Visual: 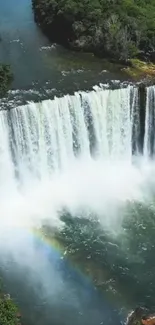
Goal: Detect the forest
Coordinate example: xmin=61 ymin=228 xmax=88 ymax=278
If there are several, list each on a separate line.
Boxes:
xmin=32 ymin=0 xmax=155 ymax=62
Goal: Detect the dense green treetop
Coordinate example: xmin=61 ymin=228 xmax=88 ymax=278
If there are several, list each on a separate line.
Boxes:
xmin=0 ymin=293 xmax=20 ymax=325
xmin=32 ymin=0 xmax=155 ymax=61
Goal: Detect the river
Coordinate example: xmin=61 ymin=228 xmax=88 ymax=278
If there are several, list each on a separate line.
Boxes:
xmin=0 ymin=1 xmax=155 ymax=325
xmin=0 ymin=0 xmax=129 ymax=102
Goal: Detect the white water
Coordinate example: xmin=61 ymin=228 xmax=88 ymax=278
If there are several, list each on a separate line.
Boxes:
xmin=0 ymin=85 xmax=155 ymax=236
xmin=144 ymin=86 xmax=155 ymax=157
xmin=1 ymin=86 xmax=137 ymax=178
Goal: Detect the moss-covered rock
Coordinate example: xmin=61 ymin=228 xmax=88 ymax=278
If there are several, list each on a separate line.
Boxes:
xmin=123 ymin=59 xmax=155 ymax=81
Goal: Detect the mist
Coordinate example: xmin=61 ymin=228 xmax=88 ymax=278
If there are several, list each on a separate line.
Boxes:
xmin=0 ymin=156 xmax=154 ymax=232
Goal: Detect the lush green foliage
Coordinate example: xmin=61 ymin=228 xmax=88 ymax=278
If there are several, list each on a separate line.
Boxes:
xmin=32 ymin=0 xmax=155 ymax=61
xmin=0 ymin=294 xmax=20 ymax=325
xmin=0 ymin=64 xmax=13 ymax=97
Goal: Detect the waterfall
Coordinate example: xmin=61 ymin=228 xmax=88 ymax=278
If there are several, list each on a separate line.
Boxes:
xmin=0 ymin=85 xmax=141 ymax=185
xmin=144 ymin=86 xmax=155 ymax=158
xmin=0 ymin=83 xmax=155 ymax=231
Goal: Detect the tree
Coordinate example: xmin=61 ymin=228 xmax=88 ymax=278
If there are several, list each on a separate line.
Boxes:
xmin=0 ymin=64 xmax=13 ymax=97
xmin=32 ymin=0 xmax=155 ymax=62
xmin=0 ymin=294 xmax=21 ymax=325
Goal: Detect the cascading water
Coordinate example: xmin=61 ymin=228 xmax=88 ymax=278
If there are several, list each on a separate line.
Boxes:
xmin=1 ymin=84 xmax=155 ymax=320
xmin=0 ymin=84 xmax=155 ymax=232
xmin=144 ymin=86 xmax=155 ymax=158
xmin=0 ymin=85 xmax=139 ymax=183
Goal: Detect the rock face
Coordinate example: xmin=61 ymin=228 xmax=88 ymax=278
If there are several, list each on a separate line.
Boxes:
xmin=126 ymin=307 xmax=155 ymax=325
xmin=126 ymin=307 xmax=148 ymax=325
xmin=32 ymin=0 xmax=155 ymax=63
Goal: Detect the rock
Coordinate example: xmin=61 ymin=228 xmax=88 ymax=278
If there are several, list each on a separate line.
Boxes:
xmin=125 ymin=307 xmax=155 ymax=325
xmin=126 ymin=307 xmax=149 ymax=325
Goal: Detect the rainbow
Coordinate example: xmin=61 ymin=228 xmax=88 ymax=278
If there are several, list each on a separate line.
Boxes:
xmin=31 ymin=227 xmax=129 ymax=320
xmin=32 ymin=228 xmax=125 ymax=325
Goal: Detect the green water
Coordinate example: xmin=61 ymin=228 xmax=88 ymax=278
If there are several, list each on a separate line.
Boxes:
xmin=1 ymin=188 xmax=155 ymax=324
xmin=53 ymin=202 xmax=155 ymax=310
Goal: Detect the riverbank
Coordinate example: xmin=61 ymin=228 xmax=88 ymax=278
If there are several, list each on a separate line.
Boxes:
xmin=32 ymin=0 xmax=155 ymax=65
xmin=123 ymin=59 xmax=155 ymax=83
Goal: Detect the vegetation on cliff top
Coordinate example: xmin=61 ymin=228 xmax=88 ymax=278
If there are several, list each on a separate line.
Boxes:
xmin=32 ymin=0 xmax=155 ymax=62
xmin=0 ymin=64 xmax=13 ymax=97
xmin=123 ymin=59 xmax=155 ymax=81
